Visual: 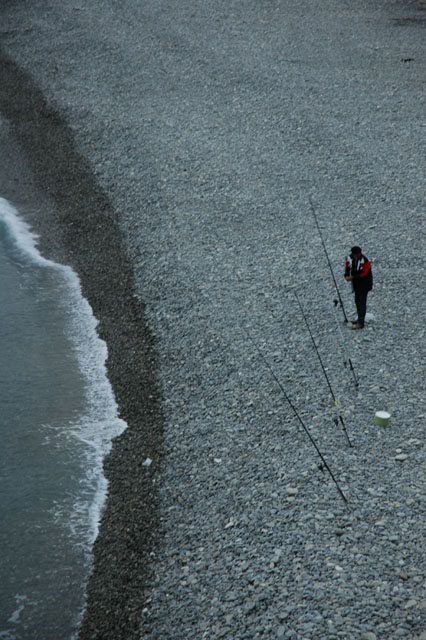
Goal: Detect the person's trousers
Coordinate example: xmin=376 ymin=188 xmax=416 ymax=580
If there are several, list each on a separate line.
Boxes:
xmin=354 ymin=288 xmax=369 ymax=326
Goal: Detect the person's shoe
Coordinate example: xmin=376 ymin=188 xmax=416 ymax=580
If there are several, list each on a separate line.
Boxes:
xmin=351 ymin=322 xmax=364 ymax=330
xmin=351 ymin=319 xmax=359 ymax=324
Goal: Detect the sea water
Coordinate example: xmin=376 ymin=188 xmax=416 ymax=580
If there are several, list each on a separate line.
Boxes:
xmin=0 ymin=198 xmax=126 ymax=639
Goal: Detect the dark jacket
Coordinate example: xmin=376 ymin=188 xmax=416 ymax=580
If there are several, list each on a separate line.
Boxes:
xmin=345 ymin=254 xmax=373 ymax=291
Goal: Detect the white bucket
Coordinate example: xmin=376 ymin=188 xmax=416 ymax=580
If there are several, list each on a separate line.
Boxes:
xmin=374 ymin=410 xmax=391 ymax=426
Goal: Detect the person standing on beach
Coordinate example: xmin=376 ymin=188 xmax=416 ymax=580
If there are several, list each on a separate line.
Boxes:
xmin=344 ymin=246 xmax=373 ymax=330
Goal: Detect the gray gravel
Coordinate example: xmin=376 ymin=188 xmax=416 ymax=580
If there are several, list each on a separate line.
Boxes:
xmin=2 ymin=0 xmax=426 ymax=638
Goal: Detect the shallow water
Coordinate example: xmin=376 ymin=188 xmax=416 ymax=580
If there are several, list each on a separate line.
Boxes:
xmin=0 ymin=198 xmax=126 ymax=639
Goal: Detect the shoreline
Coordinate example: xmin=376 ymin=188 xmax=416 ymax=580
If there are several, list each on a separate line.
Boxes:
xmin=0 ymin=52 xmax=164 ymax=640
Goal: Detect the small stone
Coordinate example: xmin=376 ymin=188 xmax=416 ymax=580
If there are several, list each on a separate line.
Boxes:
xmin=244 ymin=601 xmax=257 ymax=615
xmin=399 ymin=570 xmax=410 ymax=580
xmin=142 ymin=457 xmax=153 ymax=467
xmin=361 ymin=633 xmax=377 ymax=640
xmin=286 ymin=486 xmax=299 ymax=496
xmin=272 ymin=549 xmax=282 ymax=563
xmin=395 ymin=454 xmax=408 ymax=461
xmin=404 ymin=598 xmax=417 ymax=608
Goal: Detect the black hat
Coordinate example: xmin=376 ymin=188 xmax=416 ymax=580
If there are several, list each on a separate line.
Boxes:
xmin=350 ymin=246 xmax=362 ymax=257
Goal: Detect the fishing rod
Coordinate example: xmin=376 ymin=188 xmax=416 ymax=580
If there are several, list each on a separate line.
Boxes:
xmin=241 ymin=324 xmax=348 ymax=504
xmin=193 ymin=222 xmax=350 ymax=504
xmin=309 ymin=196 xmax=349 ymax=323
xmin=331 ymin=299 xmax=359 ymax=389
xmin=294 ymin=291 xmax=353 ymax=448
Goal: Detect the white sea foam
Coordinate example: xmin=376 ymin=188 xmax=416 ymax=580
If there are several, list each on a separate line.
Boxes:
xmin=0 ymin=196 xmax=127 ymax=544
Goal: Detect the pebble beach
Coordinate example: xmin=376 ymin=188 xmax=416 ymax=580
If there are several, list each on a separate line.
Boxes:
xmin=1 ymin=1 xmax=426 ymax=639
